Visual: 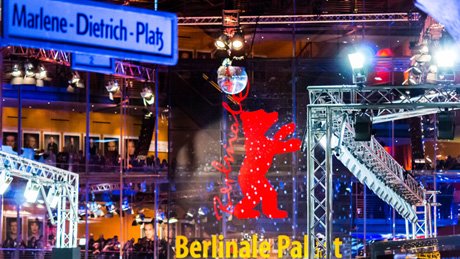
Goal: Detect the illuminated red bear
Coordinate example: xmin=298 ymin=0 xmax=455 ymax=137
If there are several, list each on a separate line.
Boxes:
xmin=233 ymin=110 xmax=301 ymax=219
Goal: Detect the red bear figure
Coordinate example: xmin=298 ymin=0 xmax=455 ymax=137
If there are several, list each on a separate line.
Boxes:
xmin=233 ymin=109 xmax=301 ymax=219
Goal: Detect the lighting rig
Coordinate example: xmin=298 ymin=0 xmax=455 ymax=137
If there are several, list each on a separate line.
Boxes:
xmin=215 ymin=10 xmax=245 ymax=59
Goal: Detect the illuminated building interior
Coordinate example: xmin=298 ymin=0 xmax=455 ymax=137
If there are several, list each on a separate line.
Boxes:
xmin=2 ymin=0 xmax=460 ymax=258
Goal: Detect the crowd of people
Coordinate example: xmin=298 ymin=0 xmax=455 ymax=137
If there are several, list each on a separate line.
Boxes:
xmin=85 ymin=222 xmax=171 ymax=259
xmin=3 ymin=134 xmax=169 ymax=173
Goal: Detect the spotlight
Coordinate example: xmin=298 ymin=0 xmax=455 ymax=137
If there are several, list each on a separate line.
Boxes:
xmin=11 ymin=64 xmax=23 ymax=85
xmin=140 ymin=87 xmax=154 ymax=106
xmin=231 ymin=31 xmax=244 ymax=51
xmin=23 ymin=63 xmax=36 ymax=85
xmin=435 ymin=49 xmax=456 ymax=68
xmin=168 ymin=211 xmax=178 ymax=224
xmin=106 ymin=80 xmax=120 ymax=100
xmin=348 ymin=52 xmax=367 ymax=85
xmin=348 ymin=52 xmax=365 ymax=69
xmin=35 ymin=65 xmax=47 ymax=87
xmin=0 ymin=169 xmax=13 ymax=195
xmin=24 ymin=180 xmax=41 ymax=203
xmin=354 ymin=112 xmax=373 ymax=141
xmin=198 ymin=207 xmax=209 ymax=217
xmin=437 ymin=110 xmax=456 ymax=140
xmin=46 ymin=186 xmax=61 ymax=209
xmin=68 ymin=72 xmax=84 ymax=92
xmin=185 ymin=208 xmax=195 ymax=220
xmin=215 ymin=34 xmax=229 ymax=50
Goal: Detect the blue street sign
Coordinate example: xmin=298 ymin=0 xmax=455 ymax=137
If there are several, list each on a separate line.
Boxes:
xmin=71 ymin=53 xmax=115 ymax=74
xmin=2 ymin=0 xmax=178 ymax=65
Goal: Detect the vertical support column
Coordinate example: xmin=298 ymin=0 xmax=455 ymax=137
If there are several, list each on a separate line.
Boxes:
xmin=84 ymin=72 xmax=90 ymax=259
xmin=17 ymin=84 xmax=22 ymax=154
xmin=154 ymin=182 xmax=159 ymax=259
xmin=405 ymin=219 xmax=410 ymax=239
xmin=363 ymin=185 xmax=367 ymax=257
xmin=306 ymin=106 xmax=315 ymax=259
xmin=291 ymin=0 xmax=298 ymax=238
xmin=119 ymin=80 xmax=125 ymax=257
xmin=325 ymin=107 xmax=333 ymax=259
xmin=433 ymin=192 xmax=438 ymax=237
xmin=306 ymin=106 xmax=330 ymax=259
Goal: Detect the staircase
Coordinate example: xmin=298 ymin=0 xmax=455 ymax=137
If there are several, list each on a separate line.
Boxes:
xmin=323 ymin=120 xmax=425 ymax=223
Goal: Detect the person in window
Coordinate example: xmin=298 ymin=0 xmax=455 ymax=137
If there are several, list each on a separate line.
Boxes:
xmin=47 ymin=137 xmax=58 ymax=156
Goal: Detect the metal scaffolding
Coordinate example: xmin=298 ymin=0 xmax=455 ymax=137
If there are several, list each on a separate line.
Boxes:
xmin=3 ymin=46 xmax=155 ymax=81
xmin=305 ymin=84 xmax=460 ymax=259
xmin=178 ymin=12 xmax=420 ymax=26
xmin=0 ymin=150 xmax=79 ymax=248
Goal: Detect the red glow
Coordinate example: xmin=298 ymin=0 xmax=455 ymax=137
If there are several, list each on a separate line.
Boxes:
xmin=376 ymin=48 xmax=394 ymax=57
xmin=212 ymin=82 xmax=301 ymax=220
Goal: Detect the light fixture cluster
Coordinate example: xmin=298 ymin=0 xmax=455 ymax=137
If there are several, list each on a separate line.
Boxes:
xmin=67 ymin=71 xmax=85 ymax=92
xmin=215 ymin=29 xmax=245 ymax=58
xmin=10 ymin=63 xmax=49 ymax=86
xmin=215 ymin=9 xmax=245 ymax=58
xmin=404 ymin=24 xmax=457 ymax=85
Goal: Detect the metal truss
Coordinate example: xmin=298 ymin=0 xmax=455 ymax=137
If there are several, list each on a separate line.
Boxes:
xmin=308 ymin=84 xmax=460 ymax=123
xmin=178 ymin=12 xmax=420 ymax=26
xmin=0 ymin=150 xmax=79 ymax=248
xmin=305 ymin=85 xmax=460 ymax=259
xmin=3 ymin=46 xmax=155 ymax=81
xmin=409 ymin=191 xmax=439 ymax=239
xmin=3 ymin=46 xmax=71 ymax=66
xmin=89 ymin=183 xmax=121 ymax=193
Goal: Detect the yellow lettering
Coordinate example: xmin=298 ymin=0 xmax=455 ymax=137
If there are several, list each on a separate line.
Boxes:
xmin=252 ymin=234 xmax=258 ymax=257
xmin=290 ymin=240 xmax=302 ymax=258
xmin=278 ymin=235 xmax=290 ymax=258
xmin=334 ymin=238 xmax=343 ymax=258
xmin=303 ymin=235 xmax=309 ymax=256
xmin=212 ymin=235 xmax=217 ymax=258
xmin=259 ymin=240 xmax=270 ymax=258
xmin=190 ymin=241 xmax=202 ymax=258
xmin=226 ymin=240 xmax=238 ymax=258
xmin=175 ymin=236 xmax=189 ymax=259
xmin=218 ymin=235 xmax=224 ymax=258
xmin=202 ymin=240 xmax=211 ymax=258
xmin=239 ymin=240 xmax=251 ymax=258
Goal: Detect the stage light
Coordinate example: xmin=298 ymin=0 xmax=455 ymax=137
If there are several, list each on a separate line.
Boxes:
xmin=348 ymin=52 xmax=367 ymax=85
xmin=46 ymin=186 xmax=61 ymax=209
xmin=348 ymin=52 xmax=365 ymax=69
xmin=435 ymin=49 xmax=456 ymax=68
xmin=437 ymin=110 xmax=456 ymax=140
xmin=354 ymin=112 xmax=373 ymax=141
xmin=215 ymin=34 xmax=229 ymax=50
xmin=23 ymin=63 xmax=36 ymax=85
xmin=231 ymin=31 xmax=244 ymax=51
xmin=106 ymin=80 xmax=120 ymax=100
xmin=0 ymin=169 xmax=13 ymax=195
xmin=198 ymin=207 xmax=209 ymax=217
xmin=140 ymin=86 xmax=154 ymax=106
xmin=24 ymin=180 xmax=41 ymax=203
xmin=168 ymin=211 xmax=178 ymax=224
xmin=186 ymin=208 xmax=195 ymax=219
xmin=35 ymin=65 xmax=47 ymax=87
xmin=11 ymin=64 xmax=23 ymax=85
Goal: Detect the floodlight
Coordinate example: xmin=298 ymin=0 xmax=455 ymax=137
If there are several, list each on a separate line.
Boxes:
xmin=348 ymin=52 xmax=365 ymax=69
xmin=46 ymin=185 xmax=61 ymax=209
xmin=106 ymin=80 xmax=120 ymax=100
xmin=23 ymin=63 xmax=36 ymax=85
xmin=140 ymin=87 xmax=154 ymax=106
xmin=35 ymin=65 xmax=47 ymax=87
xmin=24 ymin=180 xmax=41 ymax=203
xmin=436 ymin=49 xmax=456 ymax=68
xmin=0 ymin=170 xmax=13 ymax=195
xmin=231 ymin=31 xmax=244 ymax=51
xmin=215 ymin=34 xmax=229 ymax=50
